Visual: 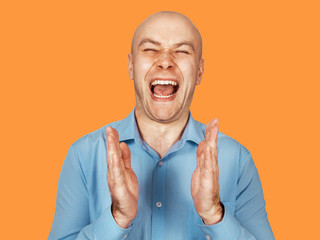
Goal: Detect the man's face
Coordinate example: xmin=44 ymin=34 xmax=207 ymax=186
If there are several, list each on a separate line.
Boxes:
xmin=128 ymin=13 xmax=204 ymax=123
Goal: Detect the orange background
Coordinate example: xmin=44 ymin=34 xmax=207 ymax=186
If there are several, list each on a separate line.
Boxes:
xmin=1 ymin=0 xmax=319 ymax=239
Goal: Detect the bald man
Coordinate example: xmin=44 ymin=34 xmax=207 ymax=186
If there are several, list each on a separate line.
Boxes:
xmin=49 ymin=12 xmax=274 ymax=240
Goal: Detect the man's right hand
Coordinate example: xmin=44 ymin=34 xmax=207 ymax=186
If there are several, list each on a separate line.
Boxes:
xmin=106 ymin=126 xmax=139 ymax=229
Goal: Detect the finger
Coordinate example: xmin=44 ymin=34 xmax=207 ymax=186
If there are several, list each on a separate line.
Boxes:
xmin=106 ymin=126 xmax=118 ymax=138
xmin=212 ymin=146 xmax=218 ymax=169
xmin=107 ymin=134 xmax=117 ymax=162
xmin=197 ymin=141 xmax=205 ymax=169
xmin=107 ymin=127 xmax=126 ymax=171
xmin=205 ymin=118 xmax=218 ymax=142
xmin=107 ymin=127 xmax=122 ymax=158
xmin=106 ymin=141 xmax=115 ymax=185
xmin=200 ymin=152 xmax=205 ymax=171
xmin=204 ymin=144 xmax=213 ymax=170
xmin=106 ymin=127 xmax=116 ymax=153
xmin=205 ymin=118 xmax=219 ymax=148
xmin=107 ymin=150 xmax=126 ymax=194
xmin=106 ymin=136 xmax=116 ymax=185
xmin=107 ymin=165 xmax=114 ymax=184
xmin=107 ymin=128 xmax=128 ymax=185
xmin=113 ymin=153 xmax=121 ymax=175
xmin=112 ymin=154 xmax=125 ymax=187
xmin=106 ymin=128 xmax=115 ymax=168
xmin=106 ymin=129 xmax=122 ymax=179
xmin=106 ymin=135 xmax=113 ymax=184
xmin=191 ymin=168 xmax=200 ymax=197
xmin=120 ymin=142 xmax=131 ymax=169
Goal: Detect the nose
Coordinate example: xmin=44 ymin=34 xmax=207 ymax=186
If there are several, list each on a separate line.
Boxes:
xmin=157 ymin=51 xmax=174 ymax=70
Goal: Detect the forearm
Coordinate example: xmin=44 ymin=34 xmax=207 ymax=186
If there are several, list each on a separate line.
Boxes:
xmin=48 ymin=145 xmax=134 ymax=240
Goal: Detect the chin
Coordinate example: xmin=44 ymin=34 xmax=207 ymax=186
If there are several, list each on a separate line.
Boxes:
xmin=148 ymin=105 xmax=181 ymax=123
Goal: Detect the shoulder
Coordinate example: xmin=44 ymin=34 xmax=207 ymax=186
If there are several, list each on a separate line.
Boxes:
xmin=68 ymin=118 xmax=126 ymax=174
xmin=192 ymin=118 xmax=252 ymax=166
xmin=71 ymin=118 xmax=126 ymax=152
xmin=190 ymin=117 xmax=251 ymax=159
xmin=216 ymin=131 xmax=256 ymax=180
xmin=218 ymin=131 xmax=250 ymax=154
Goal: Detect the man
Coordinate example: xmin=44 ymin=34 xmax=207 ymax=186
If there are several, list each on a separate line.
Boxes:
xmin=49 ymin=11 xmax=274 ymax=240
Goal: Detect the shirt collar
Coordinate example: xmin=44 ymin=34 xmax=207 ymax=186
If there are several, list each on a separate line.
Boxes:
xmin=117 ymin=108 xmax=205 ymax=145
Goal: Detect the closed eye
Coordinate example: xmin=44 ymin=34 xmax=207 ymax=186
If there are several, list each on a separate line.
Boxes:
xmin=176 ymin=50 xmax=189 ymax=54
xmin=143 ymin=48 xmax=158 ymax=52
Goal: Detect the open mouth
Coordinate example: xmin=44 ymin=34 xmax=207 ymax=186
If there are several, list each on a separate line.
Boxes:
xmin=150 ymin=80 xmax=179 ymax=99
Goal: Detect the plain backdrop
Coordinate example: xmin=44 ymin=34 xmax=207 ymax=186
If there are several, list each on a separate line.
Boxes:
xmin=0 ymin=1 xmax=319 ymax=239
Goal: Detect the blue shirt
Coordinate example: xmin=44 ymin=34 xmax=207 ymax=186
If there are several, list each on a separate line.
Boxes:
xmin=48 ymin=109 xmax=274 ymax=240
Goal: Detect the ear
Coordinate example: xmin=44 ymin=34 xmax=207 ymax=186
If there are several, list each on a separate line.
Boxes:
xmin=196 ymin=58 xmax=204 ymax=85
xmin=128 ymin=53 xmax=133 ymax=80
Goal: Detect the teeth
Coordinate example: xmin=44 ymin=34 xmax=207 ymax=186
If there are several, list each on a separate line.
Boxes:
xmin=151 ymin=80 xmax=177 ymax=86
xmin=153 ymin=93 xmax=174 ymax=98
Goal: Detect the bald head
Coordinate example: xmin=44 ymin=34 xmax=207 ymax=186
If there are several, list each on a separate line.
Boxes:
xmin=131 ymin=11 xmax=203 ymax=60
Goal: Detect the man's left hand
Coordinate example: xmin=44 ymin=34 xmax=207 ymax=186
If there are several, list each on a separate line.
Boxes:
xmin=191 ymin=118 xmax=224 ymax=225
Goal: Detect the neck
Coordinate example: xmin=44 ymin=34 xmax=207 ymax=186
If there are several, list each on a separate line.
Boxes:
xmin=134 ymin=109 xmax=189 ymax=158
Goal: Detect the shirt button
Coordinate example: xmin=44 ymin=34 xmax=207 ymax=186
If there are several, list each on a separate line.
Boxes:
xmin=123 ymin=234 xmax=128 ymax=239
xmin=205 ymin=234 xmax=211 ymax=240
xmin=158 ymin=160 xmax=163 ymax=166
xmin=156 ymin=201 xmax=162 ymax=208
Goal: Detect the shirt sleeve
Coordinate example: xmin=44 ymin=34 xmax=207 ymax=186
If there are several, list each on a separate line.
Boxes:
xmin=48 ymin=145 xmax=133 ymax=240
xmin=198 ymin=145 xmax=275 ymax=240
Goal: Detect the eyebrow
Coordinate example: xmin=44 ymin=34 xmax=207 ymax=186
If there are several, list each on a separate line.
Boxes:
xmin=138 ymin=38 xmax=195 ymax=51
xmin=173 ymin=41 xmax=195 ymax=51
xmin=138 ymin=38 xmax=161 ymax=48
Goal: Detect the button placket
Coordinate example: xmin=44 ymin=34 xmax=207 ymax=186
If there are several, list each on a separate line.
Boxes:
xmin=151 ymin=158 xmax=166 ymax=239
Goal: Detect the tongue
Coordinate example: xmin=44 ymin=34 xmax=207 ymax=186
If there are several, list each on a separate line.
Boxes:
xmin=153 ymin=85 xmax=175 ymax=96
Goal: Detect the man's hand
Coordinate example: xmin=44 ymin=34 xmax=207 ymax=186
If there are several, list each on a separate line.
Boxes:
xmin=106 ymin=127 xmax=139 ymax=229
xmin=191 ymin=119 xmax=224 ymax=225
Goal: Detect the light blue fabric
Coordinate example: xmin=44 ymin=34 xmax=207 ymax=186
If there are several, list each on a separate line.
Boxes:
xmin=48 ymin=109 xmax=274 ymax=240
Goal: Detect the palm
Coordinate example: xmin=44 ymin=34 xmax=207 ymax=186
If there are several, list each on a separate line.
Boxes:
xmin=106 ymin=127 xmax=139 ymax=228
xmin=126 ymin=167 xmax=139 ymax=199
xmin=120 ymin=143 xmax=139 ymax=207
xmin=190 ymin=119 xmax=223 ymax=224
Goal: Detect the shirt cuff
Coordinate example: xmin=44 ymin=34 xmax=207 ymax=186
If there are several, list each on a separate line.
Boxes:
xmin=93 ymin=205 xmax=133 ymax=240
xmin=198 ymin=207 xmax=240 ymax=240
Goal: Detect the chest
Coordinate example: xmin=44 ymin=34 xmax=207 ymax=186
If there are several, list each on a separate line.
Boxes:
xmin=143 ymin=136 xmax=177 ymax=158
xmin=87 ymin=141 xmax=238 ymax=239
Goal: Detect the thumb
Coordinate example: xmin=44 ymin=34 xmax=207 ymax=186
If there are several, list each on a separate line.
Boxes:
xmin=120 ymin=142 xmax=131 ymax=169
